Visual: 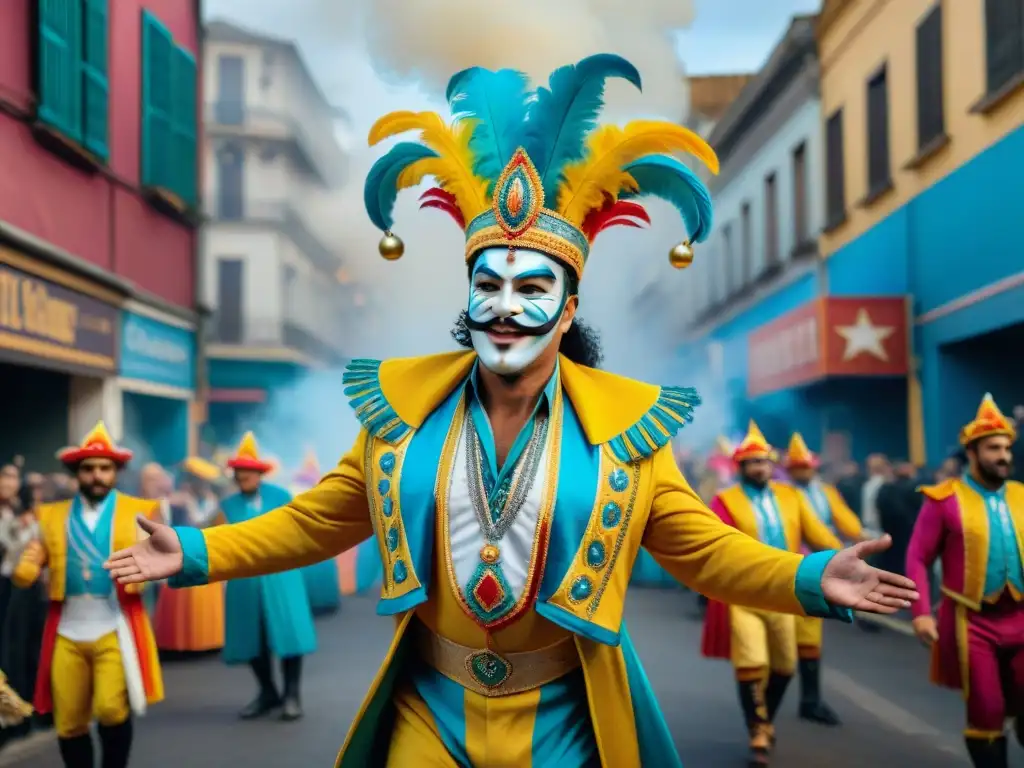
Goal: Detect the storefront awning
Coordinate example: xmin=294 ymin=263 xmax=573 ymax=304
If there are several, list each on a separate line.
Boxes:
xmin=747 ymin=296 xmax=909 ymax=397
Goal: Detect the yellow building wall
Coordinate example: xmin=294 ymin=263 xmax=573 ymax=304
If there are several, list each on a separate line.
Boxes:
xmin=818 ymin=0 xmax=1024 ymax=257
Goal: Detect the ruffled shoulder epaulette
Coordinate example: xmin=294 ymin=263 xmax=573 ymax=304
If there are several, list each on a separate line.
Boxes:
xmin=605 ymin=386 xmax=701 ymax=463
xmin=918 ymin=478 xmax=958 ymax=501
xmin=342 ymin=359 xmax=412 ymax=444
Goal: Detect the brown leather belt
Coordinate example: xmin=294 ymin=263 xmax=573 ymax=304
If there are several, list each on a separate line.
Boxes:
xmin=415 ymin=624 xmax=580 ymax=698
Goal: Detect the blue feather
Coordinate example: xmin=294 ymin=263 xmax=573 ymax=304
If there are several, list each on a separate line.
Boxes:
xmin=448 ymin=68 xmax=531 ymax=190
xmin=525 ymin=54 xmax=642 ymax=203
xmin=445 ymin=67 xmax=479 ymax=104
xmin=621 ymin=156 xmax=714 ymax=243
xmin=363 ymin=143 xmax=438 ymax=231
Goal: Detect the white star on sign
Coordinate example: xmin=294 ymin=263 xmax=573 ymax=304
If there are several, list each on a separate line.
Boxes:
xmin=834 ymin=308 xmax=895 ymax=362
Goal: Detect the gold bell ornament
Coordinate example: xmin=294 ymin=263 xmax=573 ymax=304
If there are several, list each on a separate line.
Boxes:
xmin=378 ymin=231 xmax=404 ymax=261
xmin=669 ymin=241 xmax=694 ymax=269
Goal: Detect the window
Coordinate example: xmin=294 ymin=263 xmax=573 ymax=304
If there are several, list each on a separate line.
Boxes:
xmin=916 ymin=5 xmax=945 ymax=149
xmin=282 ymin=264 xmax=297 ymax=320
xmin=216 ymin=259 xmax=244 ymax=344
xmin=866 ymin=66 xmax=891 ymax=193
xmin=764 ymin=173 xmax=779 ymax=266
xmin=825 ymin=109 xmax=845 ymax=224
xmin=740 ymin=202 xmax=752 ymax=284
xmin=141 ymin=11 xmax=198 ymax=207
xmin=216 ymin=56 xmax=246 ymax=124
xmin=984 ymin=0 xmax=1024 ymax=95
xmin=216 ymin=145 xmax=244 ymax=220
xmin=792 ymin=143 xmax=808 ymax=244
xmin=36 ymin=0 xmax=110 ymax=160
xmin=722 ymin=224 xmax=734 ymax=294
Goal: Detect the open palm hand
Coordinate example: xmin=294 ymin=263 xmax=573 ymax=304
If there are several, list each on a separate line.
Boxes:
xmin=821 ymin=535 xmax=919 ymax=614
xmin=103 ymin=515 xmax=184 ymax=584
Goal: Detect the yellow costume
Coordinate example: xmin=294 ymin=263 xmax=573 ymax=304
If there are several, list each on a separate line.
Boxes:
xmin=702 ymin=422 xmax=843 ymax=758
xmin=15 ymin=423 xmax=163 ymax=767
xmin=164 ymin=57 xmax=853 ymax=768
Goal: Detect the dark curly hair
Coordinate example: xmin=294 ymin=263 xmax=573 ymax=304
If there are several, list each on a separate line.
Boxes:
xmin=450 ymin=310 xmax=604 ymax=369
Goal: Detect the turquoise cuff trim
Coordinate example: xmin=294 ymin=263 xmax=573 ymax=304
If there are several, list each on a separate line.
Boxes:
xmin=375 ymin=586 xmax=427 ymax=616
xmin=535 ymin=601 xmax=621 ymax=647
xmin=795 ymin=550 xmax=853 ymax=623
xmin=169 ymin=526 xmax=210 ymax=588
xmin=607 ymin=386 xmax=701 ymax=463
xmin=342 ymin=359 xmax=411 ymax=444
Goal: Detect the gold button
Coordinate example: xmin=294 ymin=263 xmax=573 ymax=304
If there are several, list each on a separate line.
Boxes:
xmin=480 ymin=544 xmax=500 ymax=564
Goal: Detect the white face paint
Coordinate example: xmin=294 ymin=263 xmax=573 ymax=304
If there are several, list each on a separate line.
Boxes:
xmin=467 ymin=247 xmax=570 ymax=375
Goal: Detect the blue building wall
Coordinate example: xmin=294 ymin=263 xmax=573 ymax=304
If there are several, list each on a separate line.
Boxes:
xmin=827 ymin=126 xmax=1024 ymax=465
xmin=206 ymin=358 xmax=309 ymax=449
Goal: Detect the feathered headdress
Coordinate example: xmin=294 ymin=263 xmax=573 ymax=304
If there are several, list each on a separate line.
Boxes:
xmin=364 ymin=55 xmax=719 ymax=278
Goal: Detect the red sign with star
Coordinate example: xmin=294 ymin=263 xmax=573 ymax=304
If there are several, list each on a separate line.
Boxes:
xmin=747 ymin=296 xmax=908 ymax=397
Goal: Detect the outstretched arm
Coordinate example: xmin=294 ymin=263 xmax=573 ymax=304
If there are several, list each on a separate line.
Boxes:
xmin=642 ymin=448 xmax=849 ymax=620
xmin=826 ymin=486 xmax=864 ymax=541
xmin=797 ymin=494 xmax=844 ymax=552
xmin=171 ymin=431 xmax=374 ymax=587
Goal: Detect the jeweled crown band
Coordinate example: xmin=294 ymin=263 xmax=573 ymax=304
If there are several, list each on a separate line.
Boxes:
xmin=464 ymin=209 xmax=590 ymax=278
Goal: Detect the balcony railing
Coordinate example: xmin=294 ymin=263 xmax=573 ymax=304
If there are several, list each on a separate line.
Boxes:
xmin=205 ymin=101 xmax=347 ymax=188
xmin=208 ymin=198 xmax=339 ymax=273
xmin=208 ymin=315 xmax=346 ymax=364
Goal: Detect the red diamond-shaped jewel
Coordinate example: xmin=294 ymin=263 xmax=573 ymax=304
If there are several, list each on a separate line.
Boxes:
xmin=473 ymin=571 xmax=503 ymax=612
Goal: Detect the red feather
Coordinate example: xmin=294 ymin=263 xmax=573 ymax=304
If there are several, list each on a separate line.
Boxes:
xmin=420 ymin=199 xmax=465 ymax=228
xmin=420 ymin=187 xmax=456 ymax=204
xmin=582 ymin=198 xmax=651 ymax=240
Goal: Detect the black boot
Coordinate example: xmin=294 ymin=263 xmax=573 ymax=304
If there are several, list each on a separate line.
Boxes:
xmin=737 ymin=680 xmax=771 ymax=766
xmin=798 ymin=658 xmax=841 ymax=726
xmin=965 ymin=735 xmax=1008 ymax=768
xmin=98 ymin=719 xmax=132 ymax=768
xmin=239 ymin=648 xmax=281 ymax=719
xmin=58 ymin=734 xmax=95 ymax=768
xmin=764 ymin=672 xmax=792 ymax=724
xmin=1015 ymin=717 xmax=1023 ymax=749
xmin=280 ymin=656 xmax=303 ymax=721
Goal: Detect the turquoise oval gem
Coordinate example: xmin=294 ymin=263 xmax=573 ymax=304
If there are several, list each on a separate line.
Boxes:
xmin=496 ymin=166 xmax=535 ymax=230
xmin=586 ymin=541 xmax=607 ymax=568
xmin=570 ymin=576 xmax=593 ymax=602
xmin=386 ymin=526 xmax=399 ymax=552
xmin=382 ymin=497 xmax=393 ymax=517
xmin=608 ymin=468 xmax=629 ymax=492
xmin=602 ymin=502 xmax=622 ymax=528
xmin=393 ymin=559 xmax=408 ymax=584
xmin=378 ymin=478 xmax=391 ymax=495
xmin=379 ymin=452 xmax=396 ymax=476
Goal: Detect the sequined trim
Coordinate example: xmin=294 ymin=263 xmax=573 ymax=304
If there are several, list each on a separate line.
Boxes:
xmin=606 ymin=385 xmax=701 ymax=464
xmin=464 ymin=211 xmax=590 ymax=278
xmin=440 ymin=386 xmax=563 ymax=631
xmin=343 ymin=359 xmax=411 ymax=444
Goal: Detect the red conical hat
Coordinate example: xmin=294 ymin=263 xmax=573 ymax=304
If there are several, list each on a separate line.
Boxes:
xmin=56 ymin=421 xmax=133 ymax=467
xmin=783 ymin=432 xmax=819 ymax=469
xmin=960 ymin=393 xmax=1017 ymax=446
xmin=732 ymin=420 xmax=775 ymax=463
xmin=226 ymin=432 xmax=275 ymax=473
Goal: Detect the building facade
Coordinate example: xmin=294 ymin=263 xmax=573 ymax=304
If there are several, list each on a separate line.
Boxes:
xmin=676 ymin=15 xmax=910 ymax=462
xmin=819 ymin=0 xmax=1024 ymax=465
xmin=0 ymin=0 xmax=202 ymax=470
xmin=201 ymin=21 xmax=354 ymax=453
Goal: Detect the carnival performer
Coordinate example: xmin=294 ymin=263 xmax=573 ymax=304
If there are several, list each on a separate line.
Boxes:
xmin=906 ymin=394 xmax=1024 ymax=768
xmin=152 ymin=458 xmax=225 ymax=653
xmin=215 ymin=433 xmax=316 ymax=721
xmin=702 ymin=422 xmax=845 ymax=764
xmin=292 ymin=451 xmax=341 ymax=614
xmin=107 ymin=57 xmax=916 ymax=768
xmin=14 ymin=422 xmax=163 ymax=768
xmin=783 ymin=432 xmax=865 ymax=727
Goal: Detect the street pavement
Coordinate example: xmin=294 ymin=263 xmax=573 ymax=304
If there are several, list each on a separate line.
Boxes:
xmin=3 ymin=588 xmax=1020 ymax=767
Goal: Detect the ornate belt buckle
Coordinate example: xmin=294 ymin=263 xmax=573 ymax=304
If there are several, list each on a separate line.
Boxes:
xmin=465 ymin=649 xmax=513 ymax=691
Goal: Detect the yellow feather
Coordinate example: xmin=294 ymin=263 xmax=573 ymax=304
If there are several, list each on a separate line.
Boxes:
xmin=368 ymin=111 xmax=489 ymax=220
xmin=556 ymin=120 xmax=720 ymax=226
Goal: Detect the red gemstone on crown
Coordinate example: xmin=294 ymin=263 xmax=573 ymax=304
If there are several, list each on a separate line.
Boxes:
xmin=473 ymin=571 xmax=504 ymax=612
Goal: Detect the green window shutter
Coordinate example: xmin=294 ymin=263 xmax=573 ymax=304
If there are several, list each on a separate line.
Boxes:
xmin=37 ymin=0 xmax=83 ymax=141
xmin=81 ymin=0 xmax=109 ymax=160
xmin=170 ymin=46 xmax=198 ymax=207
xmin=141 ymin=10 xmax=173 ymax=189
